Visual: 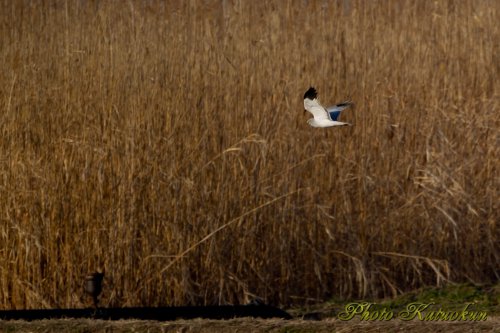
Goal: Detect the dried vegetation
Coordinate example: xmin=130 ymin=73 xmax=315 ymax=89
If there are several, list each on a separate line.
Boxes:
xmin=0 ymin=0 xmax=498 ymax=309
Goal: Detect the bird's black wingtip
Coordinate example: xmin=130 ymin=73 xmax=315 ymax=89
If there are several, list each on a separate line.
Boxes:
xmin=303 ymin=87 xmax=317 ymax=100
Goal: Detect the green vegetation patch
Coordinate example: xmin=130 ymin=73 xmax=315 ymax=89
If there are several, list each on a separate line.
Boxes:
xmin=291 ymin=283 xmax=500 ymax=319
xmin=382 ymin=283 xmax=500 ymax=315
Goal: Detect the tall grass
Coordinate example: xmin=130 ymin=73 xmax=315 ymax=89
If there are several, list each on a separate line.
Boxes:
xmin=0 ymin=0 xmax=498 ymax=309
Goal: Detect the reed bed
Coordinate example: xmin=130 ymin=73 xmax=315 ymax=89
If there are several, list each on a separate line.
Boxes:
xmin=0 ymin=0 xmax=498 ymax=309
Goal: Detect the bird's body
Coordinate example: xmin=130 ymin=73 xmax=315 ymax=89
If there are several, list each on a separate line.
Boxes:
xmin=84 ymin=272 xmax=104 ymax=308
xmin=303 ymin=87 xmax=353 ymax=128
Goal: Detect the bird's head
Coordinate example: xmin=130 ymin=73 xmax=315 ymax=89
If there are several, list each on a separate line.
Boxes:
xmin=307 ymin=118 xmax=317 ymax=127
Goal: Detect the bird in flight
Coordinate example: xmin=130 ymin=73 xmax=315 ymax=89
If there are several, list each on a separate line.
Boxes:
xmin=303 ymin=87 xmax=353 ymax=128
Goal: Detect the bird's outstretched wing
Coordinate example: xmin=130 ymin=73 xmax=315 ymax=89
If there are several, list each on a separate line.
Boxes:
xmin=326 ymin=101 xmax=353 ymax=121
xmin=304 ymin=87 xmax=329 ymax=121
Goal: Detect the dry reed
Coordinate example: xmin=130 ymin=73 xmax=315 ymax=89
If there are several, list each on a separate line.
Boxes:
xmin=0 ymin=0 xmax=498 ymax=309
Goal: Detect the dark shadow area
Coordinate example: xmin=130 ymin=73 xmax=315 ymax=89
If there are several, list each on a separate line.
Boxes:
xmin=0 ymin=305 xmax=292 ymax=321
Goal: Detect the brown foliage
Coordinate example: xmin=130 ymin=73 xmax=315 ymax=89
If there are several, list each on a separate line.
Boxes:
xmin=0 ymin=0 xmax=498 ymax=309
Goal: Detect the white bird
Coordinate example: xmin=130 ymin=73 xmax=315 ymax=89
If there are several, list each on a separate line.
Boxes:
xmin=303 ymin=87 xmax=353 ymax=128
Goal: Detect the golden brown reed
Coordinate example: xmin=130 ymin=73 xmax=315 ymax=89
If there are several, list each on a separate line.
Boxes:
xmin=0 ymin=0 xmax=498 ymax=309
